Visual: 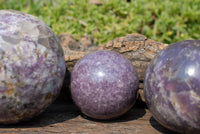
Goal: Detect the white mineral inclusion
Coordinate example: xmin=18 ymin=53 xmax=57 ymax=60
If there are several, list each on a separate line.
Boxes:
xmin=0 ymin=10 xmax=66 ymax=124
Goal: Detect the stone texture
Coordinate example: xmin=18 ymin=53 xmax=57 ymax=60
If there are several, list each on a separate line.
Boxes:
xmin=144 ymin=40 xmax=200 ymax=133
xmin=0 ymin=10 xmax=66 ymax=123
xmin=59 ymin=33 xmax=168 ymax=102
xmin=71 ymin=50 xmax=138 ymax=119
xmin=104 ymin=34 xmax=168 ymax=91
xmin=57 ymin=33 xmax=103 ymax=103
xmin=57 ymin=33 xmax=102 ymax=73
xmin=104 ymin=34 xmax=168 ymax=102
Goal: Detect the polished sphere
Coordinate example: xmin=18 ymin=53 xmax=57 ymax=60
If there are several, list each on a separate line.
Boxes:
xmin=71 ymin=50 xmax=138 ymax=119
xmin=144 ymin=40 xmax=200 ymax=133
xmin=0 ymin=10 xmax=66 ymax=123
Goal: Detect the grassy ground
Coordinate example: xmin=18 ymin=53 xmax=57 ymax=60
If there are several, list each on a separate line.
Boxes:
xmin=0 ymin=0 xmax=200 ymax=45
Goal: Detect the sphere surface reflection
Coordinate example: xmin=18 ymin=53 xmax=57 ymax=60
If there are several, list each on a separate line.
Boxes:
xmin=71 ymin=50 xmax=138 ymax=119
xmin=144 ymin=40 xmax=200 ymax=133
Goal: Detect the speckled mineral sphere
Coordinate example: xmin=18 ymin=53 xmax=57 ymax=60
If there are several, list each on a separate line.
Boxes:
xmin=0 ymin=10 xmax=66 ymax=123
xmin=144 ymin=40 xmax=200 ymax=133
xmin=71 ymin=50 xmax=138 ymax=120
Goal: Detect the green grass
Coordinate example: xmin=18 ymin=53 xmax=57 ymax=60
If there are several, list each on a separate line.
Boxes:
xmin=0 ymin=0 xmax=200 ymax=45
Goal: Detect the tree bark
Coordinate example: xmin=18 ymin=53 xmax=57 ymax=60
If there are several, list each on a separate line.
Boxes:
xmin=58 ymin=33 xmax=169 ymax=102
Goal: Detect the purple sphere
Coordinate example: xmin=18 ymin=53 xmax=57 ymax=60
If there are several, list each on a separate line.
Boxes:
xmin=71 ymin=50 xmax=138 ymax=119
xmin=144 ymin=40 xmax=200 ymax=133
xmin=0 ymin=10 xmax=66 ymax=123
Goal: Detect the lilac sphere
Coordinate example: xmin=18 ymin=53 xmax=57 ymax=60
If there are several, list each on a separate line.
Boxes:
xmin=0 ymin=10 xmax=66 ymax=123
xmin=144 ymin=40 xmax=200 ymax=133
xmin=71 ymin=50 xmax=138 ymax=120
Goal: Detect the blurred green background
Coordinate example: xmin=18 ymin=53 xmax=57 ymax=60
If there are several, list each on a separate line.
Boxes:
xmin=0 ymin=0 xmax=199 ymax=45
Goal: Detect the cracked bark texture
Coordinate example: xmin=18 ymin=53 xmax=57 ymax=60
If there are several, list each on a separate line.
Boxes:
xmin=58 ymin=33 xmax=103 ymax=73
xmin=104 ymin=34 xmax=168 ymax=101
xmin=58 ymin=33 xmax=169 ymax=102
xmin=0 ymin=103 xmax=177 ymax=134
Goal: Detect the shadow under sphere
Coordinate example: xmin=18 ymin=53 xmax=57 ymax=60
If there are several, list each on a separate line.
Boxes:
xmin=0 ymin=103 xmax=80 ymax=128
xmin=150 ymin=117 xmax=179 ymax=134
xmin=81 ymin=100 xmax=146 ymax=123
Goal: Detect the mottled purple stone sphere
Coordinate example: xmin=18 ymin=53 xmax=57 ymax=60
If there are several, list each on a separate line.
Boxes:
xmin=0 ymin=10 xmax=66 ymax=123
xmin=144 ymin=40 xmax=200 ymax=133
xmin=71 ymin=50 xmax=138 ymax=120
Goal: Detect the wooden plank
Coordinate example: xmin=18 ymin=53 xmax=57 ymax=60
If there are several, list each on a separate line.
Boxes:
xmin=0 ymin=101 xmax=178 ymax=134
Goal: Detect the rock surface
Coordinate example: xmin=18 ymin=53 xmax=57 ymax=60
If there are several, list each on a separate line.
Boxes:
xmin=57 ymin=33 xmax=103 ymax=73
xmin=0 ymin=10 xmax=66 ymax=123
xmin=144 ymin=40 xmax=200 ymax=133
xmin=58 ymin=33 xmax=168 ymax=101
xmin=71 ymin=50 xmax=138 ymax=119
xmin=104 ymin=34 xmax=168 ymax=90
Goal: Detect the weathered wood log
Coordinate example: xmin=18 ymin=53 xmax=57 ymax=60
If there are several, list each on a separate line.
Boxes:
xmin=0 ymin=103 xmax=177 ymax=134
xmin=0 ymin=34 xmax=174 ymax=134
xmin=58 ymin=33 xmax=103 ymax=72
xmin=104 ymin=34 xmax=169 ymax=101
xmin=57 ymin=33 xmax=103 ymax=102
xmin=58 ymin=33 xmax=169 ymax=102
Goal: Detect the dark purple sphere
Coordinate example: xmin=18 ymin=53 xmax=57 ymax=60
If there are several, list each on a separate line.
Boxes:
xmin=144 ymin=40 xmax=200 ymax=133
xmin=71 ymin=50 xmax=138 ymax=119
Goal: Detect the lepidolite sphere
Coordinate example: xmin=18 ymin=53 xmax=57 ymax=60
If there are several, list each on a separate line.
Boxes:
xmin=0 ymin=10 xmax=66 ymax=123
xmin=71 ymin=50 xmax=138 ymax=119
xmin=144 ymin=40 xmax=200 ymax=133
